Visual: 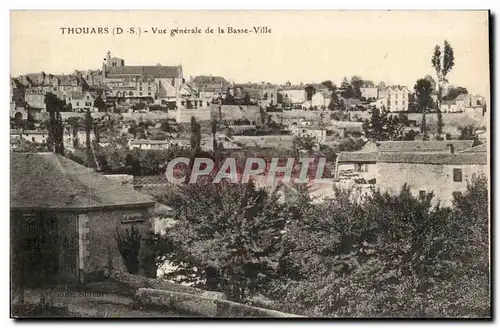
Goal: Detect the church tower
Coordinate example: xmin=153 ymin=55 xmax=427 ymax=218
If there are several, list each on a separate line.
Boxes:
xmin=102 ymin=51 xmax=112 ymax=77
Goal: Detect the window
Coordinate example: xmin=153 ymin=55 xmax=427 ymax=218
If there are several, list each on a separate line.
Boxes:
xmin=32 ymin=137 xmax=35 ymax=142
xmin=76 ymin=101 xmax=79 ymax=106
xmin=453 ymin=169 xmax=463 ymax=182
xmin=419 ymin=190 xmax=426 ymax=199
xmin=139 ymin=92 xmax=143 ymax=96
xmin=148 ymin=87 xmax=151 ymax=91
xmin=148 ymin=92 xmax=151 ymax=96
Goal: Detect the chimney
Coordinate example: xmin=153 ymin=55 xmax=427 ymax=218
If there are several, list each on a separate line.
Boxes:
xmin=447 ymin=144 xmax=455 ymax=154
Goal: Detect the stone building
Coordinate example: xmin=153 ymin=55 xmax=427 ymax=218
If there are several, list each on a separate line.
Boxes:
xmin=376 ymin=143 xmax=488 ymax=206
xmin=10 ymin=153 xmax=156 ymax=286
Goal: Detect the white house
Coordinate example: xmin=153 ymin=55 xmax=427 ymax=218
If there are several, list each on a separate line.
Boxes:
xmin=129 ymin=139 xmax=170 ymax=150
xmin=373 ymin=86 xmax=409 ymax=112
xmin=311 ymin=90 xmax=332 ymax=110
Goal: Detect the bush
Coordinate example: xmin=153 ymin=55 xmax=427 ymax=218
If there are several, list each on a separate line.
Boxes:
xmin=115 ymin=225 xmax=142 ymax=274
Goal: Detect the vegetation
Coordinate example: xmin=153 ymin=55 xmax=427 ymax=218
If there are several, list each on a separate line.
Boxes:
xmin=149 ymin=175 xmax=489 ymax=317
xmin=414 ymin=78 xmax=434 ymax=138
xmin=115 ymin=225 xmax=143 ymax=275
xmin=431 ymin=40 xmax=455 ymax=137
xmin=362 ymin=107 xmax=405 ymax=141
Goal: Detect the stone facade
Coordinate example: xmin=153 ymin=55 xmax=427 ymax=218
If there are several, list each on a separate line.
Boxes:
xmin=377 ymin=162 xmax=488 ymax=206
xmin=83 ymin=207 xmax=154 ymax=278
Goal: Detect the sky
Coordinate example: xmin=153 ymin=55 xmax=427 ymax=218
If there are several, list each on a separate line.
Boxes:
xmin=10 ymin=10 xmax=490 ymax=98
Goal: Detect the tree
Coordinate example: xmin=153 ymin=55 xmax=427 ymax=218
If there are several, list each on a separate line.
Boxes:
xmin=431 ymin=40 xmax=455 ymax=136
xmin=321 ymin=80 xmax=334 ymax=91
xmin=458 ymin=125 xmax=479 ymax=144
xmin=362 ymin=107 xmax=405 ymax=141
xmin=243 ymin=92 xmax=251 ymax=105
xmin=94 ymin=96 xmax=106 ymax=112
xmin=305 ymin=85 xmax=315 ymax=101
xmin=190 ymin=116 xmax=202 ymax=153
xmin=414 ymin=78 xmax=434 ymax=138
xmin=153 ymin=181 xmax=289 ymax=301
xmin=45 ymin=92 xmax=65 ymax=155
xmin=340 ymin=77 xmax=354 ymax=99
xmin=443 ymin=86 xmax=468 ymax=101
xmin=350 ymin=76 xmax=363 ymax=99
xmin=224 ymin=87 xmax=235 ymax=105
xmin=293 ymin=135 xmax=317 ymax=152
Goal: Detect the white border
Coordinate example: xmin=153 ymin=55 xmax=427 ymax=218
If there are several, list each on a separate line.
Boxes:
xmin=2 ymin=1 xmax=498 ymax=327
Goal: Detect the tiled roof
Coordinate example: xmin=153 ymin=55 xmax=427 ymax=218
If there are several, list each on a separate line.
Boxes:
xmin=107 ymin=65 xmax=181 ymax=78
xmin=378 ymin=152 xmax=487 ymax=165
xmin=10 ymin=153 xmax=155 ymax=210
xmin=377 ymin=140 xmax=474 ymax=153
xmin=337 ymin=151 xmax=379 ymax=163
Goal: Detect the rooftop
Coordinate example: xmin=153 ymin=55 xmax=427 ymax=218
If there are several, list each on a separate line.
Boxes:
xmin=378 ymin=152 xmax=487 ymax=165
xmin=337 ymin=151 xmax=379 ymax=163
xmin=107 ymin=65 xmax=181 ymax=79
xmin=377 ymin=140 xmax=474 ymax=153
xmin=10 ymin=153 xmax=155 ymax=210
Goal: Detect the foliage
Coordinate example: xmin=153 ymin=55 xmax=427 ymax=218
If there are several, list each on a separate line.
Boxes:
xmin=340 ymin=77 xmax=354 ymax=99
xmin=147 ymin=174 xmax=489 ymax=317
xmin=293 ymin=135 xmax=317 ymax=152
xmin=153 ymin=181 xmax=290 ymax=302
xmin=45 ymin=92 xmax=65 ymax=154
xmin=414 ymin=78 xmax=434 ymax=137
xmin=266 ymin=178 xmax=489 ymax=317
xmin=115 ymin=225 xmax=143 ymax=274
xmin=350 ymin=76 xmax=363 ymax=99
xmin=362 ymin=107 xmax=405 ymax=141
xmin=443 ymin=86 xmax=468 ymax=101
xmin=431 ymin=40 xmax=455 ymax=136
xmin=190 ymin=116 xmax=202 ymax=152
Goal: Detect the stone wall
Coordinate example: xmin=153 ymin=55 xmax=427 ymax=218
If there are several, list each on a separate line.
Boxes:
xmin=84 ymin=207 xmax=154 ymax=278
xmin=377 ymin=162 xmax=488 ymax=206
xmin=135 ymin=288 xmax=303 ymax=318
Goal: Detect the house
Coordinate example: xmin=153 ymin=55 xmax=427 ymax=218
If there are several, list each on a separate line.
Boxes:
xmin=10 ymin=153 xmax=156 ymax=286
xmin=311 ymin=90 xmax=332 ymax=110
xmin=69 ymin=91 xmax=96 ymax=112
xmin=329 ymin=121 xmax=364 ymax=138
xmin=290 ymin=124 xmax=327 ymax=143
xmin=10 ymin=129 xmax=49 ymax=144
xmin=376 ymin=143 xmax=488 ymax=206
xmin=360 ymin=81 xmax=378 ymax=100
xmin=374 ymin=86 xmax=410 ymax=112
xmin=280 ymin=88 xmax=307 ymax=107
xmin=129 ymin=139 xmax=170 ymax=150
xmin=334 ymin=151 xmax=379 ymax=183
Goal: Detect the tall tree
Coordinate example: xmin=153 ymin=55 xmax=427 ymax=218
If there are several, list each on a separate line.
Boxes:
xmin=45 ymin=92 xmax=65 ymax=155
xmin=350 ymin=76 xmax=363 ymax=99
xmin=340 ymin=77 xmax=354 ymax=99
xmin=414 ymin=78 xmax=434 ymax=138
xmin=431 ymin=40 xmax=455 ymax=136
xmin=190 ymin=116 xmax=201 ymax=153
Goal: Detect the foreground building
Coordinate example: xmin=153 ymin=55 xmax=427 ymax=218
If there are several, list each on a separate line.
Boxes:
xmin=377 ymin=143 xmax=488 ymax=206
xmin=334 ymin=140 xmax=487 ymax=207
xmin=10 ymin=153 xmax=156 ymax=286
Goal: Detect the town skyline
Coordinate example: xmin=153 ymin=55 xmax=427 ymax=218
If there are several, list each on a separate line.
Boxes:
xmin=11 ymin=11 xmax=490 ymax=98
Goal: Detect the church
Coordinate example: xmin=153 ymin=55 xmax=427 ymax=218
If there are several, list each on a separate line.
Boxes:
xmin=102 ymin=51 xmax=206 ymax=109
